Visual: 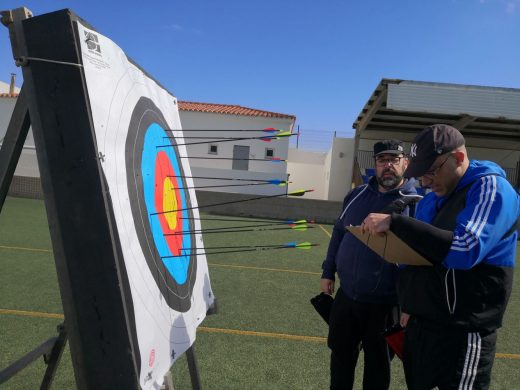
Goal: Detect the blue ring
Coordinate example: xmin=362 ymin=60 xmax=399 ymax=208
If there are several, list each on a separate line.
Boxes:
xmin=141 ymin=123 xmax=191 ymax=284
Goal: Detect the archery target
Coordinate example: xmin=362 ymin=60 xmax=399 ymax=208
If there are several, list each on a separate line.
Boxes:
xmin=77 ymin=22 xmax=213 ymax=389
xmin=126 ymin=97 xmax=197 ymax=312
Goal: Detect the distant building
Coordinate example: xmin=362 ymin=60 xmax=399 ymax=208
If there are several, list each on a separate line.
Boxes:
xmin=178 ymin=101 xmax=295 ymax=196
xmin=287 ymin=138 xmax=355 ymax=201
xmin=0 ymin=88 xmax=295 ymax=197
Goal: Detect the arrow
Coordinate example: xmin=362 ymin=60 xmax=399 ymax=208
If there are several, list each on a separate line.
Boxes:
xmin=179 ymin=217 xmax=314 ymax=225
xmin=161 ymin=241 xmax=319 ymax=258
xmin=157 ymin=132 xmax=299 ymax=148
xmin=162 ymin=131 xmax=291 ymax=141
xmin=179 ymin=156 xmax=286 ymax=163
xmin=150 ymin=189 xmax=314 ymax=216
xmin=164 ymin=224 xmax=312 ymax=236
xmin=259 ymin=131 xmax=294 ymax=143
xmin=165 ymin=128 xmax=286 ymax=133
xmin=169 ymin=175 xmax=286 ymax=182
xmin=168 ymin=179 xmax=290 ymax=190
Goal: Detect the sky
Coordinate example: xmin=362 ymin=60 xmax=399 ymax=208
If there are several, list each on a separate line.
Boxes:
xmin=1 ymin=0 xmax=520 ymax=149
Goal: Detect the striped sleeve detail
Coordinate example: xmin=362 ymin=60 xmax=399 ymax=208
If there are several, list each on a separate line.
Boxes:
xmin=458 ymin=332 xmax=482 ymax=390
xmin=451 ymin=176 xmax=497 ymax=252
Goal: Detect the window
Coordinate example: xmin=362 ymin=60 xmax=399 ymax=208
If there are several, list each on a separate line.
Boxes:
xmin=265 ymin=148 xmax=275 ymax=159
xmin=208 ymin=144 xmax=218 ymax=155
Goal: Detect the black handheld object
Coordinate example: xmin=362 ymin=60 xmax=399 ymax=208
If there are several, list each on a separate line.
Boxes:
xmin=310 ymin=292 xmax=334 ymax=324
xmin=378 ymin=193 xmax=423 ymax=214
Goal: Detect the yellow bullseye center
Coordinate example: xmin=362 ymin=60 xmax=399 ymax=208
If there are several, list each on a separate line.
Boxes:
xmin=163 ymin=177 xmax=178 ymax=230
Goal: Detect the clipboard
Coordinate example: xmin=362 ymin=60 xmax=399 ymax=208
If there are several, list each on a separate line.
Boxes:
xmin=346 ymin=226 xmax=432 ymax=266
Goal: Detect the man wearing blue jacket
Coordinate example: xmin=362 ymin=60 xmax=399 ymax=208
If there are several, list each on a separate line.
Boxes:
xmin=321 ymin=139 xmax=417 ymax=390
xmin=362 ymin=124 xmax=520 ymax=390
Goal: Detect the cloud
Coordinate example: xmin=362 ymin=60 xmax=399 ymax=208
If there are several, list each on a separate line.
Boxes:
xmin=162 ymin=24 xmax=203 ymax=35
xmin=162 ymin=23 xmax=183 ymax=31
xmin=505 ymin=1 xmax=517 ymax=13
xmin=478 ymin=0 xmax=520 ymax=14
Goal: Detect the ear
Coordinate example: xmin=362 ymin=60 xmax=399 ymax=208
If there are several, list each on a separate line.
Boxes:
xmin=452 ymin=151 xmax=465 ymax=165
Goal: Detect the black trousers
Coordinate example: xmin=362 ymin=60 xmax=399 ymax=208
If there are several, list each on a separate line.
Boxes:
xmin=403 ymin=317 xmax=497 ymax=390
xmin=327 ymin=288 xmax=395 ymax=390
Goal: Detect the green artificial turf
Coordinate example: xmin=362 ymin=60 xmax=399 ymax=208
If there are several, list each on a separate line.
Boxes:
xmin=1 ymin=196 xmax=519 ymax=389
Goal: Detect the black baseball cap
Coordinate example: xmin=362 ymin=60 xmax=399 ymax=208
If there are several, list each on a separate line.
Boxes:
xmin=373 ymin=139 xmax=405 ymax=156
xmin=404 ymin=124 xmax=465 ymax=178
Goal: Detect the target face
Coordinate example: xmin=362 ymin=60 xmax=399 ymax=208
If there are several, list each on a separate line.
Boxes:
xmin=126 ymin=97 xmax=197 ymax=312
xmin=78 ymin=22 xmax=213 ymax=389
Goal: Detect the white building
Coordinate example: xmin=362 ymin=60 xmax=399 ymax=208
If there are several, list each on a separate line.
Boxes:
xmin=178 ymin=101 xmax=295 ymax=196
xmin=287 ymin=137 xmax=355 ymax=202
xmin=1 ymin=89 xmax=296 ymax=197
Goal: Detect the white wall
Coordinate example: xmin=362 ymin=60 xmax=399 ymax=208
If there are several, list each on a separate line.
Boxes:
xmin=179 ymin=111 xmax=292 ymax=173
xmin=179 ymin=111 xmax=293 ymax=195
xmin=325 ymin=138 xmax=355 ymax=201
xmin=287 ymin=137 xmax=355 ymax=201
xmin=192 ymin=167 xmax=288 ymax=196
xmin=0 ymin=96 xmax=39 ymax=177
xmin=0 ymin=80 xmax=20 ymax=94
xmin=0 ymin=97 xmax=16 ymax=141
xmin=287 ymin=149 xmax=328 ymax=200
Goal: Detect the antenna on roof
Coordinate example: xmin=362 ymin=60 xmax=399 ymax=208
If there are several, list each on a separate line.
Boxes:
xmin=9 ymin=73 xmax=16 ymax=96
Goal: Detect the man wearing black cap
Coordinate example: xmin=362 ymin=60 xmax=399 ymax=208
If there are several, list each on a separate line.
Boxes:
xmin=320 ymin=139 xmax=418 ymax=389
xmin=361 ymin=124 xmax=520 ymax=389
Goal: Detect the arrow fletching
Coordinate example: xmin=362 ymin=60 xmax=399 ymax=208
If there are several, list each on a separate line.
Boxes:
xmin=267 ymin=179 xmax=289 ymax=187
xmin=288 ymin=189 xmax=314 ymax=197
xmin=296 ymin=242 xmax=317 ymax=249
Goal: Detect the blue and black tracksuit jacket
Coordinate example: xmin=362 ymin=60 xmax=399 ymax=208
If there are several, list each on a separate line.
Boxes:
xmin=391 ymin=160 xmax=520 ymax=332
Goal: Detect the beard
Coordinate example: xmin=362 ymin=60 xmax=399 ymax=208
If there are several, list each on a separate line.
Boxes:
xmin=376 ymin=170 xmax=404 ymax=190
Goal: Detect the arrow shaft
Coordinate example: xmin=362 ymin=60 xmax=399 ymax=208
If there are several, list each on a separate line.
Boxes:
xmin=164 ymin=136 xmax=251 ymax=140
xmin=179 ymin=156 xmax=284 ymax=162
xmin=165 ymin=129 xmax=285 ymax=132
xmin=168 ymin=243 xmax=290 ymax=250
xmin=179 ymin=216 xmax=303 ymax=224
xmin=161 ymin=245 xmax=298 ymax=259
xmin=150 ymin=190 xmax=312 ymax=216
xmin=158 ymin=133 xmax=294 ymax=148
xmin=171 ymin=182 xmax=282 ymax=190
xmin=168 ymin=175 xmax=280 ymax=183
xmin=164 ymin=225 xmax=311 ymax=236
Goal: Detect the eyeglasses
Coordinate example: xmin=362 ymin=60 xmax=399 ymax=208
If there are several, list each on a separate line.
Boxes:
xmin=422 ymin=154 xmax=452 ymax=179
xmin=374 ymin=156 xmax=403 ymax=166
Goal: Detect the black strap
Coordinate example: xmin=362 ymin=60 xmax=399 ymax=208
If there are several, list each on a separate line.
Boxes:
xmin=379 ymin=195 xmax=420 ymax=215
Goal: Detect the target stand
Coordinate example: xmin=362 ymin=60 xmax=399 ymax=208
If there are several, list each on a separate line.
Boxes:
xmin=0 ymin=7 xmax=215 ymax=390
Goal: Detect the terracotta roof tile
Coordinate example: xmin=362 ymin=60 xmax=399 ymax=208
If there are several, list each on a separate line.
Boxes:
xmin=0 ymin=95 xmax=296 ymax=120
xmin=178 ymin=101 xmax=295 ymax=120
